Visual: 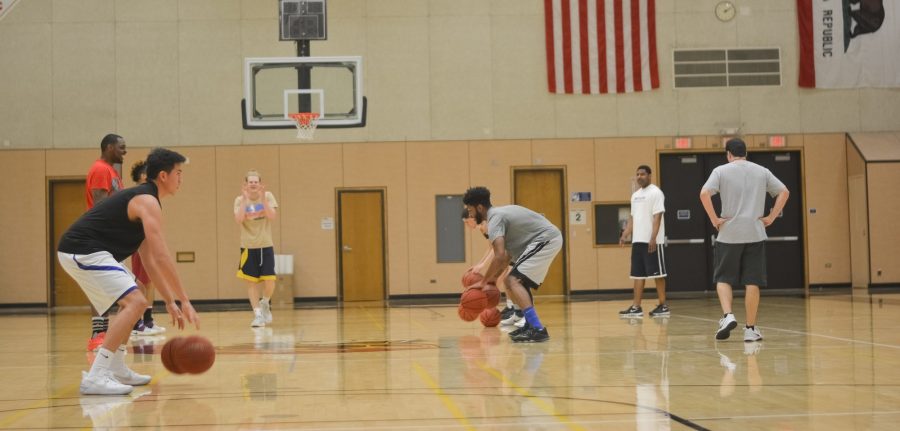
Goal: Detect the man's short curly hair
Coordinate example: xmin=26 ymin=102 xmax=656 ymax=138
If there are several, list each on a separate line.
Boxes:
xmin=463 ymin=186 xmax=491 ymax=208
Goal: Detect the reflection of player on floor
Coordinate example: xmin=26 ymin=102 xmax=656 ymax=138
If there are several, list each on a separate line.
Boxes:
xmin=461 ymin=209 xmax=520 ymax=326
xmin=85 ymin=134 xmax=127 ymax=353
xmin=463 ymin=187 xmax=562 ymax=343
xmin=619 ymin=165 xmax=670 ymax=319
xmin=234 ymin=170 xmax=279 ymax=328
xmin=58 ymin=148 xmax=199 ymax=395
xmin=128 ymin=160 xmax=165 ymax=336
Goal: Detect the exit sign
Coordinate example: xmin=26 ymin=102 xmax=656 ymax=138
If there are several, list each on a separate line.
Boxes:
xmin=674 ymin=137 xmax=692 ymax=149
xmin=768 ymin=135 xmax=786 ymax=147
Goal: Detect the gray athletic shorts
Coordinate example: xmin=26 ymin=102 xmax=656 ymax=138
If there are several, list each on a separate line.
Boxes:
xmin=509 ymin=235 xmax=563 ymax=289
xmin=713 ymin=241 xmax=767 ymax=287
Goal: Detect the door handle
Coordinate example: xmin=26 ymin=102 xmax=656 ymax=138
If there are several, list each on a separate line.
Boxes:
xmin=766 ymin=236 xmax=798 ymax=242
xmin=666 ymin=238 xmax=705 ymax=244
xmin=342 ymin=245 xmax=352 ymax=252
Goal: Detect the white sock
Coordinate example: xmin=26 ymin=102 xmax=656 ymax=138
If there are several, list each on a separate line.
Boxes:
xmin=90 ymin=347 xmax=115 ymax=375
xmin=112 ymin=345 xmax=128 ymax=372
xmin=261 ymin=297 xmax=270 ymax=305
xmin=506 ymin=298 xmax=514 ymax=308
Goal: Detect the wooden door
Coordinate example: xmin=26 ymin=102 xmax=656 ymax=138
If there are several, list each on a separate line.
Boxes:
xmin=50 ymin=180 xmax=89 ymax=307
xmin=513 ymin=169 xmax=567 ymax=295
xmin=338 ymin=190 xmax=386 ymax=301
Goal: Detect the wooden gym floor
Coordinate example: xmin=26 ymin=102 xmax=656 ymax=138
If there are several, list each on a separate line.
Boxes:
xmin=0 ymin=291 xmax=899 ymax=430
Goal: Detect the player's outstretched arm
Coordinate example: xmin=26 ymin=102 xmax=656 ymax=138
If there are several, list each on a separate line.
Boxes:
xmin=484 ymin=237 xmax=510 ymax=284
xmin=131 ymin=195 xmax=199 ymax=330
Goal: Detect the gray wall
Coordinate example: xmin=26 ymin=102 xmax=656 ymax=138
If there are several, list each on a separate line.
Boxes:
xmin=1 ymin=0 xmax=899 ymax=150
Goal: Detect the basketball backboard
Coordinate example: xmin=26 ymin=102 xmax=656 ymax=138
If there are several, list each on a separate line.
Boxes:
xmin=241 ymin=56 xmax=365 ymax=129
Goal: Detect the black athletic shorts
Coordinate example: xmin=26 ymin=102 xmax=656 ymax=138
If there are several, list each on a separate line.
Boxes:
xmin=630 ymin=242 xmax=667 ymax=279
xmin=237 ymin=247 xmax=276 ymax=282
xmin=713 ymin=241 xmax=766 ymax=287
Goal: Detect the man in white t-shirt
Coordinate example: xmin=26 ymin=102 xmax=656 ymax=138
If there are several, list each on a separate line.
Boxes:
xmin=619 ymin=165 xmax=669 ymax=318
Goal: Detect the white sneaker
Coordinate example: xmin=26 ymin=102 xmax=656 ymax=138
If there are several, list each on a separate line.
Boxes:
xmin=514 ymin=317 xmax=527 ymax=328
xmin=112 ymin=366 xmax=151 ymax=386
xmin=743 ymin=326 xmax=763 ymax=342
xmin=251 ymin=314 xmax=266 ymax=328
xmin=80 ymin=370 xmax=133 ymax=395
xmin=500 ymin=310 xmax=523 ymax=326
xmin=260 ymin=300 xmax=273 ymax=324
xmin=716 ymin=314 xmax=738 ymax=340
xmin=144 ymin=322 xmax=166 ymax=335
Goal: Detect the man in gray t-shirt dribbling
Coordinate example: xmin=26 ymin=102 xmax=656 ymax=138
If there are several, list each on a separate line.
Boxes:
xmin=700 ymin=138 xmax=789 ymax=342
xmin=463 ymin=186 xmax=563 ymax=343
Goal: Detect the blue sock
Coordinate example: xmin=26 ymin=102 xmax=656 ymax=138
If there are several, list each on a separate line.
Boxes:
xmin=523 ymin=307 xmax=543 ymax=330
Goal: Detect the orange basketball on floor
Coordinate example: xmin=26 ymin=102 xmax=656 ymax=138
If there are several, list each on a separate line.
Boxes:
xmin=461 ymin=271 xmax=484 ymax=289
xmin=161 ymin=337 xmax=187 ymax=374
xmin=458 ymin=304 xmax=479 ymax=321
xmin=162 ymin=336 xmax=215 ymax=375
xmin=483 ymin=283 xmax=500 ymax=308
xmin=480 ymin=307 xmax=501 ymax=327
xmin=175 ymin=336 xmax=216 ymax=374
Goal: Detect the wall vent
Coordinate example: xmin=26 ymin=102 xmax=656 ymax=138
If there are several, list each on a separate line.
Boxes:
xmin=673 ymin=48 xmax=780 ymax=88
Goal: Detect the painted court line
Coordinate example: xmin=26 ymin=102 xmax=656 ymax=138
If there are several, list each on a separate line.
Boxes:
xmin=678 ymin=314 xmax=900 ymax=350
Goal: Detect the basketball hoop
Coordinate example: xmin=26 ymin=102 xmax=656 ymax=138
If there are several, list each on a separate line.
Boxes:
xmin=288 ymin=112 xmax=320 ymax=140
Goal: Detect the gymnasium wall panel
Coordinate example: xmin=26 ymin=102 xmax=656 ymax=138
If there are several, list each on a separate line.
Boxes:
xmin=0 ymin=150 xmax=46 ymax=303
xmin=279 ymin=144 xmax=343 ymax=299
xmin=804 ymin=134 xmax=851 ymax=285
xmin=406 ymin=141 xmax=470 ymax=294
xmin=342 ymin=141 xmax=409 ymax=295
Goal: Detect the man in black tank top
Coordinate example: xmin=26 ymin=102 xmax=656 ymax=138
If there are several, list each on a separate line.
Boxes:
xmin=58 ymin=148 xmax=199 ymax=395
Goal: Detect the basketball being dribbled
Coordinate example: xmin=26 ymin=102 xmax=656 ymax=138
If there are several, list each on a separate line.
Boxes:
xmin=461 ymin=270 xmax=484 ymax=289
xmin=479 ymin=307 xmax=501 ymax=327
xmin=161 ymin=336 xmax=216 ymax=375
xmin=483 ymin=283 xmax=500 ymax=308
xmin=458 ymin=287 xmax=487 ymax=321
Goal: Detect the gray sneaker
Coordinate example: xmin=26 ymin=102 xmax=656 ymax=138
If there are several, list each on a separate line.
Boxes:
xmin=260 ymin=300 xmax=273 ymax=324
xmin=716 ymin=314 xmax=738 ymax=340
xmin=251 ymin=314 xmax=266 ymax=328
xmin=743 ymin=326 xmax=763 ymax=342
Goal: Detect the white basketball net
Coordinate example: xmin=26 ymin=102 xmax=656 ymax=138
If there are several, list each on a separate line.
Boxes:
xmin=289 ymin=113 xmax=320 ymax=140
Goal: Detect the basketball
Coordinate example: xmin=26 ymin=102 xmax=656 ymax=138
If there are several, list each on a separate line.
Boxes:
xmin=460 ymin=286 xmax=487 ymax=312
xmin=161 ymin=337 xmax=186 ymax=374
xmin=480 ymin=307 xmax=501 ymax=327
xmin=483 ymin=282 xmax=500 ymax=308
xmin=461 ymin=270 xmax=484 ymax=289
xmin=457 ymin=304 xmax=479 ymax=322
xmin=162 ymin=336 xmax=216 ymax=375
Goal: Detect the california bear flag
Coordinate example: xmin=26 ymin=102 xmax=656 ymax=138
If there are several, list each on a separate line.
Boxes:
xmin=798 ymin=0 xmax=900 ymax=88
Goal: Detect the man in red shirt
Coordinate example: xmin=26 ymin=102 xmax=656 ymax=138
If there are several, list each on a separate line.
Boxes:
xmin=85 ymin=134 xmax=127 ymax=352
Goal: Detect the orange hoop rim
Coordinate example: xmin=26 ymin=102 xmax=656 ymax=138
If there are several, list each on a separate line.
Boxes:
xmin=289 ymin=112 xmax=320 ymax=125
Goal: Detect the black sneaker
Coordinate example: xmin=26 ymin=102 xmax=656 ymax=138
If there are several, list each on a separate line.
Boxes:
xmin=500 ymin=306 xmax=515 ymax=320
xmin=618 ymin=305 xmax=643 ymax=318
xmin=649 ymin=304 xmax=670 ymax=317
xmin=509 ymin=322 xmax=530 ymax=337
xmin=510 ymin=326 xmax=549 ymax=343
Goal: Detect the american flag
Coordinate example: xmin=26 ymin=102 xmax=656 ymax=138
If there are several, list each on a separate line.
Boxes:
xmin=544 ymin=0 xmax=660 ymax=94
